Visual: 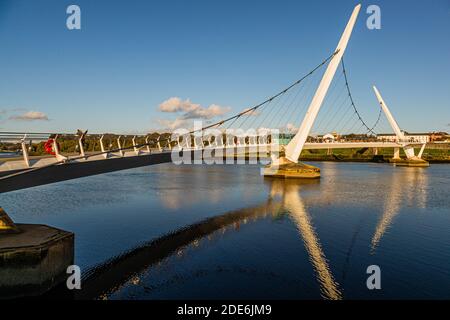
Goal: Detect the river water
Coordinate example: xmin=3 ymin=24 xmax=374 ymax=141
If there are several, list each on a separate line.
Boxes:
xmin=2 ymin=162 xmax=449 ymax=299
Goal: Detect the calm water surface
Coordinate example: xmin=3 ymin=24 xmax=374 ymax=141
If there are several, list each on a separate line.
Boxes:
xmin=2 ymin=162 xmax=450 ymax=299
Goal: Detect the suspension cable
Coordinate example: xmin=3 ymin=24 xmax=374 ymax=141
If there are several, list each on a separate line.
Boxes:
xmin=341 ymin=59 xmax=381 ymax=135
xmin=0 ymin=51 xmax=340 ymax=180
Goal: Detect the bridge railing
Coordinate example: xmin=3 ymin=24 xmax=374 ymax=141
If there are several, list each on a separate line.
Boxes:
xmin=0 ymin=130 xmax=279 ymax=169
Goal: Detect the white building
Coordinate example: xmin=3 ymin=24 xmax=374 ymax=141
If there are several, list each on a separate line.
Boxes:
xmin=376 ymin=131 xmax=430 ymax=143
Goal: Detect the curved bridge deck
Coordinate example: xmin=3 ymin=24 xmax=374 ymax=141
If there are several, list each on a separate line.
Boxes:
xmin=0 ymin=142 xmax=405 ymax=193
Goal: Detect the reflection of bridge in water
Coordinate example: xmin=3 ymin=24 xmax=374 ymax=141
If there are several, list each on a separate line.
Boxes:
xmin=371 ymin=167 xmax=428 ymax=252
xmin=69 ymin=179 xmax=343 ymax=300
xmin=68 ymin=168 xmax=429 ymax=299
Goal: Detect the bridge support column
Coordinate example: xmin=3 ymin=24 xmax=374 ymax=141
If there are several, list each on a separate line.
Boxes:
xmin=0 ymin=207 xmax=74 ymax=298
xmin=417 ymin=143 xmax=426 ymax=159
xmin=393 ymin=147 xmax=400 ymax=160
xmin=373 ymin=147 xmax=378 ymax=156
xmin=0 ymin=207 xmax=20 ymax=234
xmin=264 ymin=5 xmax=361 ymax=179
xmin=373 ymin=86 xmax=429 ymax=167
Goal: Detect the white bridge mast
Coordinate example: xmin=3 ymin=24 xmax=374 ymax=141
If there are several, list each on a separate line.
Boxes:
xmin=285 ymin=4 xmax=361 ymax=163
xmin=372 ymin=86 xmax=417 ymax=159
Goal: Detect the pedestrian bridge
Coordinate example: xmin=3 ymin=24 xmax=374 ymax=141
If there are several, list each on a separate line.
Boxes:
xmin=0 ymin=4 xmax=428 ymax=193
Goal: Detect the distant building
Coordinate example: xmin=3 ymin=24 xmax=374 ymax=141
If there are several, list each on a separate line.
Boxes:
xmin=376 ymin=131 xmax=448 ymax=143
xmin=429 ymin=132 xmax=449 ymax=142
xmin=322 ymin=133 xmax=335 ymax=143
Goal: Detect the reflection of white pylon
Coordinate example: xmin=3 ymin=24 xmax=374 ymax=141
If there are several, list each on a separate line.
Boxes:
xmin=371 ymin=174 xmax=402 ymax=252
xmin=270 ymin=181 xmax=342 ymax=300
xmin=371 ymin=168 xmax=428 ymax=252
xmin=372 ymin=86 xmax=424 ymax=160
xmin=284 ymin=4 xmax=361 ymax=163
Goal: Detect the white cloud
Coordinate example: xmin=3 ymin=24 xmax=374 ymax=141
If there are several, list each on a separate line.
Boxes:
xmin=159 ymin=97 xmax=200 ymax=113
xmin=9 ymin=111 xmax=49 ymax=121
xmin=157 ymin=118 xmax=189 ymax=130
xmin=241 ymin=108 xmax=259 ymax=116
xmin=286 ymin=123 xmax=298 ymax=133
xmin=157 ymin=97 xmax=231 ymax=130
xmin=182 ymin=104 xmax=231 ymax=120
xmin=159 ymin=97 xmax=230 ymax=119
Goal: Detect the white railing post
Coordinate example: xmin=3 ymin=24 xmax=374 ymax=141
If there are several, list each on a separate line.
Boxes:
xmin=157 ymin=136 xmax=162 ymax=152
xmin=132 ymin=135 xmax=140 ymax=155
xmin=21 ymin=134 xmax=30 ymax=168
xmin=99 ymin=135 xmax=108 ymax=159
xmin=53 ymin=135 xmax=67 ymax=162
xmin=193 ymin=135 xmax=199 ymax=149
xmin=78 ymin=130 xmax=87 ymax=158
xmin=184 ymin=135 xmax=191 ymax=149
xmin=145 ymin=136 xmax=151 ymax=153
xmin=117 ymin=136 xmax=124 ymax=157
xmin=177 ymin=136 xmax=182 ymax=150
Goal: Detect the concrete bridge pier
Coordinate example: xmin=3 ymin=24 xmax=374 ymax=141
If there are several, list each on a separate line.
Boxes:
xmin=393 ymin=147 xmax=401 ymax=160
xmin=0 ymin=207 xmax=74 ymax=299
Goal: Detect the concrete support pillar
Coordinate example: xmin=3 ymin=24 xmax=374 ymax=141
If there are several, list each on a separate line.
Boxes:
xmin=393 ymin=147 xmax=400 ymax=160
xmin=373 ymin=147 xmax=378 ymax=156
xmin=417 ymin=143 xmax=426 ymax=159
xmin=0 ymin=207 xmax=20 ymax=234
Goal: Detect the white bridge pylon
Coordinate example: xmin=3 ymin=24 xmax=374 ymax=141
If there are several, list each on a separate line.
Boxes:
xmin=372 ymin=86 xmax=425 ymax=160
xmin=284 ymin=4 xmax=362 ymax=163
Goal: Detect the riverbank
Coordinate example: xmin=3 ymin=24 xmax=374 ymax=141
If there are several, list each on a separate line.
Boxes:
xmin=299 ymin=155 xmax=450 ymax=163
xmin=299 ymin=147 xmax=450 ymax=163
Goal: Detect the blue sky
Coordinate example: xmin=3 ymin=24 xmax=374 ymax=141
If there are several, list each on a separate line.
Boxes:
xmin=0 ymin=0 xmax=449 ymax=134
